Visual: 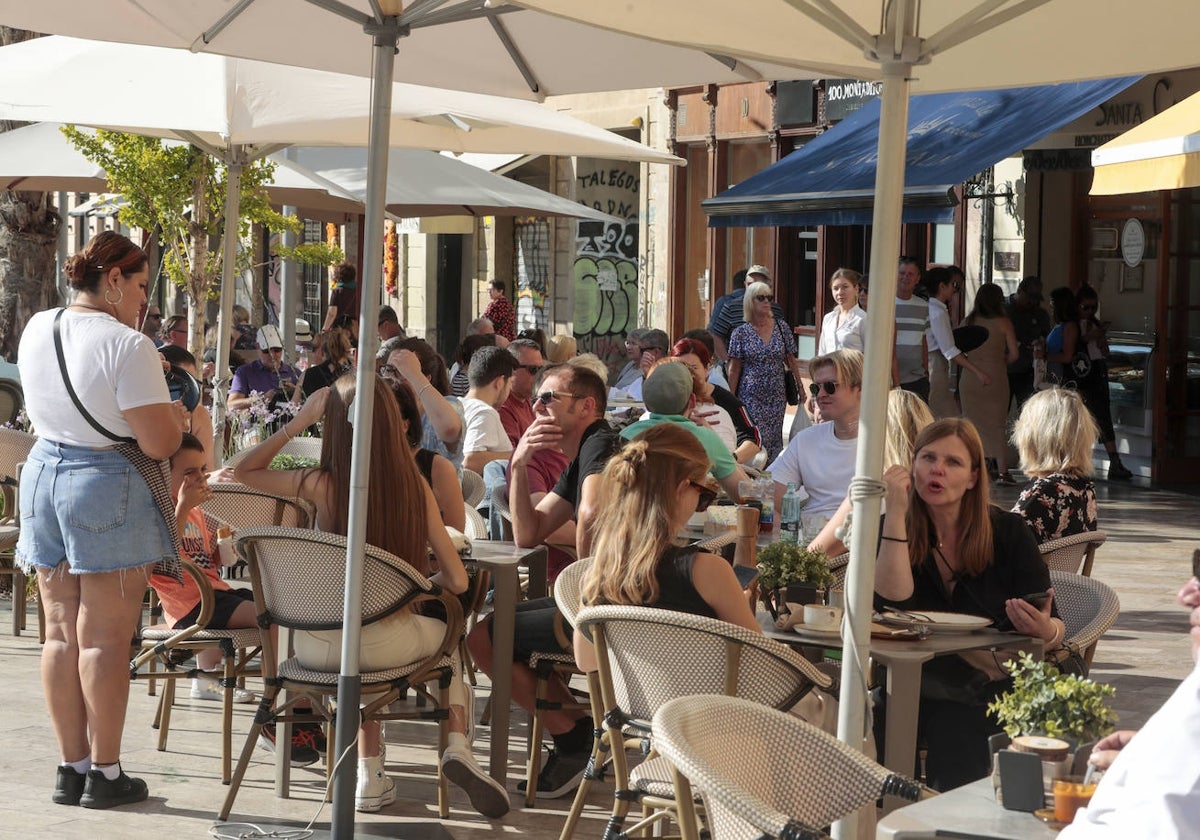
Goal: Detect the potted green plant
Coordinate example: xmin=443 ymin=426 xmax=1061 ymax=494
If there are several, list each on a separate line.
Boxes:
xmin=755 ymin=542 xmax=833 ymax=619
xmin=989 ymin=652 xmax=1118 ymax=744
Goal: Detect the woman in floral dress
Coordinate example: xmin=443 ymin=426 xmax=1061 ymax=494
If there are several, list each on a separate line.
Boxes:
xmin=1011 ymin=387 xmax=1099 ymax=542
xmin=727 ymin=280 xmax=802 ymax=462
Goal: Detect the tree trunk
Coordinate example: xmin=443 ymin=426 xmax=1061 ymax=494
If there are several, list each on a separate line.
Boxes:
xmin=0 ymin=27 xmax=59 ymax=363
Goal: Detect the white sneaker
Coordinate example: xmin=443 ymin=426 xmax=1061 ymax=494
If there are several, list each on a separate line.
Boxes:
xmin=191 ymin=675 xmax=256 ymax=704
xmin=356 ymin=755 xmax=396 ymax=813
xmin=441 ymin=742 xmax=510 ymax=818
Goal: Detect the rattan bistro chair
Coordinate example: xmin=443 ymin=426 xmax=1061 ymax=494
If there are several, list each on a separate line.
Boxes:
xmin=653 ymin=695 xmax=926 ymax=840
xmin=224 ymin=434 xmax=322 ymax=467
xmin=567 ymin=605 xmax=833 ymax=840
xmin=461 ymin=468 xmax=486 ymax=508
xmin=0 ymin=428 xmax=37 ymax=636
xmin=218 ymin=526 xmax=463 ymax=821
xmin=1039 ymin=530 xmax=1108 ymax=577
xmin=1048 ymin=570 xmax=1120 ymax=674
xmin=201 ymin=483 xmax=314 ymax=577
xmin=130 ymin=552 xmax=262 ymax=784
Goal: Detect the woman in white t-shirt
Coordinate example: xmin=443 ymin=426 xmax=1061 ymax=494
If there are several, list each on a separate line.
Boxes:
xmin=817 ymin=268 xmax=867 ymax=355
xmin=16 ymin=231 xmax=187 ymax=809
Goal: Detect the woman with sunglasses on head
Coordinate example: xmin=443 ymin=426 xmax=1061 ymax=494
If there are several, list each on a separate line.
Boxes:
xmin=573 ymin=423 xmax=760 ymax=673
xmin=925 ymin=266 xmax=991 ymax=420
xmin=670 ymin=338 xmax=761 ymax=464
xmin=297 ymin=327 xmax=353 ymax=401
xmin=874 ymin=418 xmax=1062 ymax=791
xmin=959 ymin=283 xmax=1020 ymax=484
xmin=727 ymin=280 xmax=803 ymax=462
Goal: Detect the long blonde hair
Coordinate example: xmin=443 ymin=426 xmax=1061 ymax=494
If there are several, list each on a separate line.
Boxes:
xmin=582 ymin=424 xmax=710 ymax=607
xmin=906 ymin=419 xmax=994 ymax=577
xmin=884 ymin=389 xmax=934 ymax=470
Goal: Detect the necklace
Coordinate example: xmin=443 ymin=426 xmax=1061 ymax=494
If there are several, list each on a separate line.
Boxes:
xmin=69 ymin=302 xmax=112 ymax=316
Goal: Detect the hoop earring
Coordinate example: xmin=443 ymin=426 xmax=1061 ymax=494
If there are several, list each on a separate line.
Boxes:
xmin=104 ymin=286 xmax=124 ymax=306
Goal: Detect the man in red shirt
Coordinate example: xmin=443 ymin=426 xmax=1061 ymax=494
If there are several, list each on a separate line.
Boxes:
xmin=499 ymin=338 xmax=544 ymax=447
xmin=483 ymin=279 xmax=517 ymax=341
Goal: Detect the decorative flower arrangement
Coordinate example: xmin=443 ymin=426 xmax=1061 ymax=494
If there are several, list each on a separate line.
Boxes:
xmin=384 ymin=219 xmax=399 ymax=298
xmin=227 ymin=391 xmax=304 ymax=458
xmin=989 ymin=652 xmax=1118 ymax=743
xmin=756 ymin=542 xmax=834 ymax=618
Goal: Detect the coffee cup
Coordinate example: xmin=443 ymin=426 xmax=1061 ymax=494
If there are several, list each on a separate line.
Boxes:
xmin=803 ymin=604 xmax=842 ymax=630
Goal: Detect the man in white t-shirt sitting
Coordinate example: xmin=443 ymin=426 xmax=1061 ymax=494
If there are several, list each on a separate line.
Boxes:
xmin=461 ymin=345 xmax=518 ymax=475
xmin=769 ymin=349 xmax=863 ymax=526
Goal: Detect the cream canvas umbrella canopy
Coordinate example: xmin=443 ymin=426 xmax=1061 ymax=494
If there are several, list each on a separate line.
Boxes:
xmin=0 ymin=33 xmax=680 ymax=465
xmin=1092 ymin=88 xmax=1200 ymax=195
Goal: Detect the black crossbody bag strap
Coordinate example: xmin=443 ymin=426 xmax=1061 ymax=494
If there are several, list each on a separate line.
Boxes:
xmin=52 ymin=308 xmax=135 ymax=444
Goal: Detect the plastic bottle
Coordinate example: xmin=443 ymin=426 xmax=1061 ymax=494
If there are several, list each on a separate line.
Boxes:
xmin=780 ymin=482 xmax=801 ymax=543
xmin=757 ymin=472 xmax=774 ymax=534
xmin=297 ymin=348 xmax=310 ymax=372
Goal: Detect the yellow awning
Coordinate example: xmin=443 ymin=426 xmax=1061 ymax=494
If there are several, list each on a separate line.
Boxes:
xmin=1092 ymin=88 xmax=1200 ymax=195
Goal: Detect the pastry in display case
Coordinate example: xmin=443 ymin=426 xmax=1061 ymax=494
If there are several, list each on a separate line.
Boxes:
xmin=1107 ymin=336 xmax=1153 ymax=433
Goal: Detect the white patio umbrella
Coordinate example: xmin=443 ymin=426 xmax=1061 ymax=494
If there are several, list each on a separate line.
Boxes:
xmin=0 ymin=33 xmax=681 ymax=469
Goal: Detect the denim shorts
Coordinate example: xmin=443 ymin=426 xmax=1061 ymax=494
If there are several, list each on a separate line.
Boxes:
xmin=16 ymin=438 xmax=176 ymax=575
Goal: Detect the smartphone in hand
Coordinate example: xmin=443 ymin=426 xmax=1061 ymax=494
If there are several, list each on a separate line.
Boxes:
xmin=1022 ymin=590 xmax=1051 ymax=609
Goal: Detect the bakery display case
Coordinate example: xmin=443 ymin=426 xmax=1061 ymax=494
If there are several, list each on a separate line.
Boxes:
xmin=1107 ymin=335 xmax=1153 ymax=435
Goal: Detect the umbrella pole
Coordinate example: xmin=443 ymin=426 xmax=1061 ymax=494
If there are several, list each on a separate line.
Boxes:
xmin=212 ymin=151 xmax=244 ymax=468
xmin=833 ymin=60 xmax=912 ymax=840
xmin=331 ymin=20 xmax=402 ymax=840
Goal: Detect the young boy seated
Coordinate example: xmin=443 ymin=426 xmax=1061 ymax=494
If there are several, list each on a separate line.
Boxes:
xmin=149 ymin=433 xmax=257 ymax=703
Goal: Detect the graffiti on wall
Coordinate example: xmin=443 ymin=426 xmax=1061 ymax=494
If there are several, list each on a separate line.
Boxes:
xmin=574 ymin=159 xmax=640 ymax=375
xmin=514 ymin=218 xmax=549 ymax=332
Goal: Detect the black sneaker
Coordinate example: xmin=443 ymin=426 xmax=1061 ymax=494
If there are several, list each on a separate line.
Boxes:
xmin=53 ymin=766 xmax=86 ymax=806
xmin=78 ymin=768 xmax=149 ymax=809
xmin=257 ymin=723 xmax=321 ymax=767
xmin=516 ymin=748 xmax=589 ymax=799
xmin=1108 ymin=461 xmax=1133 ymax=481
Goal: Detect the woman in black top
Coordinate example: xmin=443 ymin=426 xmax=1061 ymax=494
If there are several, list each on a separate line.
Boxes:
xmin=386 ymin=375 xmax=466 ymax=532
xmin=298 ymin=328 xmax=352 ymax=399
xmin=573 ymin=423 xmax=760 ymax=673
xmin=874 ymin=418 xmax=1065 ymax=790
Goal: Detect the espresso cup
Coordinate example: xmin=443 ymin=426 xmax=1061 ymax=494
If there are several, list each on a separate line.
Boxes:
xmin=803 ymin=604 xmax=843 ymax=630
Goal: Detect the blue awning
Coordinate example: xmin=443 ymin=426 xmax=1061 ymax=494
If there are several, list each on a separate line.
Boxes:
xmin=704 ymin=76 xmax=1139 ymax=228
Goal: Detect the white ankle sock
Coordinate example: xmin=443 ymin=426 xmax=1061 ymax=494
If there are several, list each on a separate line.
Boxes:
xmin=62 ymin=758 xmax=91 ymax=774
xmin=447 ymin=732 xmax=469 ymax=750
xmin=94 ymin=763 xmax=121 ymax=781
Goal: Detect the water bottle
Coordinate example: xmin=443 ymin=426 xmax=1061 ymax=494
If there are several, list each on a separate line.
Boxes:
xmin=780 ymin=483 xmax=801 ymax=543
xmin=757 ymin=472 xmax=775 ymax=534
xmin=296 ymin=348 xmax=310 ymax=372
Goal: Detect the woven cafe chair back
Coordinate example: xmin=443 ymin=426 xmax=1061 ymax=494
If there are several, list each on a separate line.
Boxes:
xmin=653 ymin=694 xmax=923 ymax=840
xmin=202 ymin=483 xmax=313 ymax=530
xmin=1039 ymin=529 xmax=1108 ymax=577
xmin=1048 ymin=570 xmax=1120 ymax=672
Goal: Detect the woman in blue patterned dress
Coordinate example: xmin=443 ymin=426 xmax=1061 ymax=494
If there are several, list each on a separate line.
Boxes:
xmin=727 ymin=281 xmax=802 ymax=461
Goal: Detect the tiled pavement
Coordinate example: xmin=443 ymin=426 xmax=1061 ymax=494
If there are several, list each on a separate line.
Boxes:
xmin=0 ymin=477 xmax=1194 ymax=839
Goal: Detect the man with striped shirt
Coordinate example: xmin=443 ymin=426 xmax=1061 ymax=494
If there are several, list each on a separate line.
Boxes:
xmin=894 ymin=256 xmax=930 ymax=402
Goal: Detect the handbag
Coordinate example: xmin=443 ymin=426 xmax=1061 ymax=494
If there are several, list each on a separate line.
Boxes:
xmin=775 ymin=318 xmax=800 ymax=406
xmin=52 ymin=309 xmax=183 ymax=581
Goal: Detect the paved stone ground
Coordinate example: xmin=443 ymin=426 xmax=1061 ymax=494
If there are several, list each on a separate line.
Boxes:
xmin=0 ymin=477 xmax=1193 ymax=839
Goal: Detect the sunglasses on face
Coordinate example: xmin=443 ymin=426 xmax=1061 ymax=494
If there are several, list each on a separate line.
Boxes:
xmin=534 ymin=390 xmax=584 ymax=406
xmin=262 ymin=347 xmax=284 ymax=354
xmin=755 ymin=294 xmax=775 ymax=302
xmin=639 ymin=345 xmax=664 ymax=355
xmin=808 ymin=381 xmax=840 ymax=397
xmin=379 ymin=364 xmax=400 ymax=379
xmin=690 ymin=480 xmax=719 ymax=512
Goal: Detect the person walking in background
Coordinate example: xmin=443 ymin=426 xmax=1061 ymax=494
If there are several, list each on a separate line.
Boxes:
xmin=925 ymin=266 xmax=992 ymax=419
xmin=1005 ymin=276 xmax=1050 ymax=411
xmin=483 ymin=280 xmax=517 ymax=341
xmin=17 ymin=230 xmax=187 ymax=809
xmin=818 ymin=267 xmax=866 ymax=354
xmin=1011 ymin=387 xmax=1099 ymax=542
xmin=321 ymin=262 xmax=360 ymax=334
xmin=1045 ymin=287 xmax=1132 ymax=480
xmin=958 ymin=282 xmax=1019 ymax=484
xmin=707 ymin=264 xmax=784 ymax=362
xmin=728 ymin=280 xmax=803 ymax=462
xmin=894 ymin=257 xmax=931 ymax=402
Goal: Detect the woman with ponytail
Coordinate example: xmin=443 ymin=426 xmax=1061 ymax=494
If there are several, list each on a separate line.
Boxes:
xmin=574 ymin=423 xmax=760 ymax=673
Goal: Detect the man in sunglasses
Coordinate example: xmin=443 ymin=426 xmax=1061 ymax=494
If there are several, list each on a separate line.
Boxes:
xmin=768 ymin=350 xmax=863 ymax=530
xmin=461 ymin=346 xmax=518 ymax=475
xmin=499 ymin=338 xmax=545 ymax=447
xmin=623 ymin=328 xmax=671 ymax=401
xmin=467 ymin=364 xmax=617 ymax=798
xmin=1058 ymin=555 xmax=1200 ymax=838
xmin=227 ymin=324 xmax=299 ymax=412
xmin=620 ymin=361 xmax=749 ymax=500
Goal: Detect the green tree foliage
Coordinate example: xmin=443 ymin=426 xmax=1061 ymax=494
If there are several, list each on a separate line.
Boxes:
xmin=61 ymin=127 xmax=342 ymax=357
